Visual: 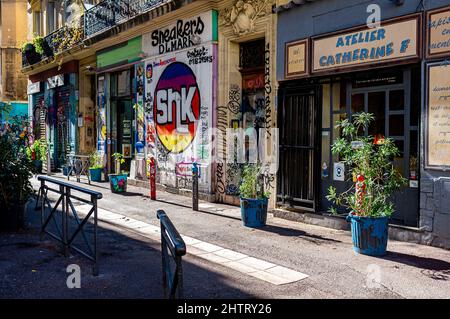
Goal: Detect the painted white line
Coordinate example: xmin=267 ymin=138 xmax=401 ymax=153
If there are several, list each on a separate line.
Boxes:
xmin=237 ymin=257 xmax=277 ymax=271
xmin=191 ymin=241 xmax=223 ymax=253
xmin=76 ymin=204 xmax=309 ymax=285
xmin=213 ymin=249 xmax=248 ymax=261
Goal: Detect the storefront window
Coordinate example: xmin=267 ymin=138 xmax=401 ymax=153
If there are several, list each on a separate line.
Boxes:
xmin=389 ymin=114 xmax=404 ymax=136
xmin=322 ymin=84 xmax=330 ymax=128
xmin=389 ymin=90 xmax=405 ymax=111
xmin=332 ymin=82 xmax=346 ymax=112
xmin=351 ymin=93 xmax=364 ymax=113
xmin=368 ymin=92 xmax=385 ymax=137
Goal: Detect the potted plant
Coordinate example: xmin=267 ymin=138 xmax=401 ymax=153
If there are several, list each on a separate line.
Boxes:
xmin=89 ymin=151 xmax=103 ymax=182
xmin=326 ymin=112 xmax=407 ymax=257
xmin=239 ymin=164 xmax=270 ymax=228
xmin=33 ymin=35 xmax=53 ymax=58
xmin=109 ymin=153 xmax=127 ymax=193
xmin=26 ymin=140 xmax=47 ymax=174
xmin=21 ymin=41 xmax=41 ymax=65
xmin=0 ymin=116 xmax=35 ymax=231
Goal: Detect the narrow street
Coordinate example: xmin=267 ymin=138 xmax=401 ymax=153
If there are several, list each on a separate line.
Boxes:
xmin=1 ymin=175 xmax=447 ymax=299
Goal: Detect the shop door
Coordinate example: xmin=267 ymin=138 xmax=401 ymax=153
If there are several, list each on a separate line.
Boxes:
xmin=110 ymin=99 xmax=133 ymax=173
xmin=349 ymin=81 xmax=419 ymax=226
xmin=277 ymin=87 xmax=319 ymax=211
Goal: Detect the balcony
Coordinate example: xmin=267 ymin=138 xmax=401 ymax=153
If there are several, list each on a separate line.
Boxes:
xmin=84 ymin=0 xmax=167 ymax=38
xmin=22 ymin=0 xmax=174 ymax=69
xmin=21 ymin=18 xmax=85 ymax=69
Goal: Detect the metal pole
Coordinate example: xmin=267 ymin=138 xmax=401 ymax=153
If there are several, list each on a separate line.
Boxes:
xmin=177 ymin=255 xmax=184 ymax=299
xmin=93 ymin=196 xmax=99 ymax=276
xmin=40 ymin=183 xmax=46 ymax=241
xmin=62 ymin=185 xmax=68 ymax=257
xmin=192 ymin=162 xmax=199 ymax=211
xmin=160 ymin=224 xmax=167 ymax=298
xmin=150 ymin=157 xmax=156 ymax=200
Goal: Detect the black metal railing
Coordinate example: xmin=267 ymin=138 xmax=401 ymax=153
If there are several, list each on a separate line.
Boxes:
xmin=46 ymin=18 xmax=85 ymax=56
xmin=157 ymin=210 xmax=186 ymax=299
xmin=22 ymin=18 xmax=84 ymax=68
xmin=35 ymin=176 xmax=103 ymax=275
xmin=84 ymin=0 xmax=166 ymax=38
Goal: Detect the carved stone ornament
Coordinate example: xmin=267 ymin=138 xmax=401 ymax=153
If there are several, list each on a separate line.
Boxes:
xmin=219 ymin=0 xmax=273 ymax=36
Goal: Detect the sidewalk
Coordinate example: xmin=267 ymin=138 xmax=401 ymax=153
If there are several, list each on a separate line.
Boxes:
xmin=1 ymin=174 xmax=450 ymax=298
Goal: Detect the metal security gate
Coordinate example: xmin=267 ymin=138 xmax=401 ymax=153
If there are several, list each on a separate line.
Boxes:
xmin=277 ymin=87 xmax=319 ymax=211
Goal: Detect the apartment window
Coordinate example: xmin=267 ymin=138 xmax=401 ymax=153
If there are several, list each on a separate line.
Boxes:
xmin=47 ymin=1 xmax=57 ymax=33
xmin=33 ymin=11 xmax=42 ymax=36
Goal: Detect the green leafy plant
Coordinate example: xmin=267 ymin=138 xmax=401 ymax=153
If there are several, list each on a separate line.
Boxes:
xmin=112 ymin=153 xmax=126 ymax=175
xmin=326 ymin=112 xmax=407 ymax=218
xmin=239 ymin=164 xmax=270 ymax=199
xmin=32 ymin=36 xmax=45 ymax=55
xmin=0 ymin=109 xmax=35 ymax=212
xmin=26 ymin=140 xmax=47 ymax=162
xmin=20 ymin=41 xmax=34 ymax=52
xmin=89 ymin=151 xmax=104 ymax=170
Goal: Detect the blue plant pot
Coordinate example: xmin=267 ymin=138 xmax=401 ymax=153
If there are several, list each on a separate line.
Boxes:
xmin=240 ymin=197 xmax=268 ymax=228
xmin=109 ymin=174 xmax=127 ymax=193
xmin=89 ymin=168 xmax=102 ymax=182
xmin=347 ymin=214 xmax=389 ymax=257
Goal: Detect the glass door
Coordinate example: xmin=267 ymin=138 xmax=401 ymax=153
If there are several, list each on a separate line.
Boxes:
xmin=348 ymin=69 xmax=419 ymax=226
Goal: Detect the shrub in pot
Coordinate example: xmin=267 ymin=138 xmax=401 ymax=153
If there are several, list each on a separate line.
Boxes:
xmin=89 ymin=151 xmax=104 ymax=182
xmin=26 ymin=140 xmax=47 ymax=174
xmin=109 ymin=153 xmax=127 ymax=193
xmin=0 ymin=116 xmax=34 ymax=231
xmin=21 ymin=42 xmax=41 ymax=65
xmin=33 ymin=36 xmax=53 ymax=58
xmin=326 ymin=112 xmax=407 ymax=256
xmin=239 ymin=164 xmax=270 ymax=228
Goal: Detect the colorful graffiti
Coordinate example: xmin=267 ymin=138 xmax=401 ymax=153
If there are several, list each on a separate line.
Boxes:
xmin=145 ymin=42 xmax=215 ymax=193
xmin=153 ymin=62 xmax=200 ymax=154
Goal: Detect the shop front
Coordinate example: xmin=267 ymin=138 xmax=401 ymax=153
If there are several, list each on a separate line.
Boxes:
xmin=216 ymin=0 xmax=277 ymax=206
xmin=28 ymin=61 xmax=79 ymax=171
xmin=95 ymin=36 xmax=143 ymax=175
xmin=141 ymin=10 xmax=218 ymax=196
xmin=276 ymin=0 xmax=450 ymax=247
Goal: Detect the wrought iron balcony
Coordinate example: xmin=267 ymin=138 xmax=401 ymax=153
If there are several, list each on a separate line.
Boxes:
xmin=46 ymin=18 xmax=85 ymax=57
xmin=21 ymin=17 xmax=85 ymax=68
xmin=84 ymin=0 xmax=166 ymax=38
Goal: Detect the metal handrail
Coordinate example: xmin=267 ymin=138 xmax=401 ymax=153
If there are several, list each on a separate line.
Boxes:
xmin=38 ymin=175 xmax=101 ymax=198
xmin=35 ymin=176 xmax=102 ymax=275
xmin=157 ymin=210 xmax=186 ymax=299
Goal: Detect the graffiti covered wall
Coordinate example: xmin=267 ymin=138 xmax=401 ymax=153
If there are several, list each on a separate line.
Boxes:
xmin=144 ymin=43 xmax=217 ymax=193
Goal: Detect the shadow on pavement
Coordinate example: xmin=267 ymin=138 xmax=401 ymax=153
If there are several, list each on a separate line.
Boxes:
xmin=151 ymin=198 xmax=242 ymax=222
xmin=0 ymin=199 xmax=257 ymax=299
xmin=381 ymin=251 xmax=450 ymax=272
xmin=260 ymin=224 xmax=342 ymax=243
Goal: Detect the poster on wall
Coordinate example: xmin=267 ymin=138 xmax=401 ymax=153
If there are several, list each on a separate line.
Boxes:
xmin=426 ymin=62 xmax=450 ymax=169
xmin=426 ymin=5 xmax=450 ymax=58
xmin=145 ymin=43 xmax=216 ymax=187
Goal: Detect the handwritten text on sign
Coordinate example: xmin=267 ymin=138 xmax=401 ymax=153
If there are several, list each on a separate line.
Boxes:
xmin=428 ymin=7 xmax=450 ymax=57
xmin=428 ymin=64 xmax=450 ymax=167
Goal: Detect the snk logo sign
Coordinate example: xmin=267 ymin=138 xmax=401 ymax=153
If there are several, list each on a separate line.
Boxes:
xmin=154 ymin=62 xmax=200 ymax=153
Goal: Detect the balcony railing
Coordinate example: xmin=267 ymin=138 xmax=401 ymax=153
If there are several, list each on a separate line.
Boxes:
xmin=84 ymin=0 xmax=166 ymax=38
xmin=46 ymin=18 xmax=85 ymax=57
xmin=22 ymin=0 xmax=169 ymax=69
xmin=22 ymin=17 xmax=85 ymax=68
